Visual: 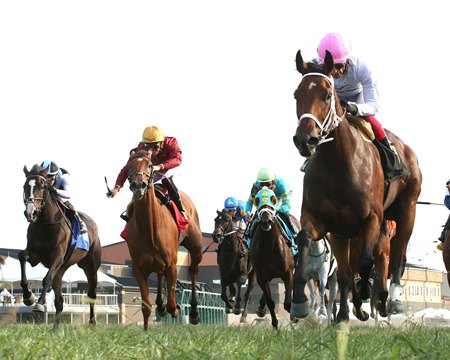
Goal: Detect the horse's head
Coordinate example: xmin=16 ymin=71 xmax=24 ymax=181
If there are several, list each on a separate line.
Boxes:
xmin=23 ymin=164 xmax=50 ymax=222
xmin=212 ymin=210 xmax=234 ymax=243
xmin=292 ymin=50 xmax=345 ymax=157
xmin=127 ymin=150 xmax=154 ymax=200
xmin=254 ymin=187 xmax=278 ymax=232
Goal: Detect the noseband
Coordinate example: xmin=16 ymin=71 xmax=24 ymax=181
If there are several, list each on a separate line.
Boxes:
xmin=298 ymin=72 xmax=345 ymax=146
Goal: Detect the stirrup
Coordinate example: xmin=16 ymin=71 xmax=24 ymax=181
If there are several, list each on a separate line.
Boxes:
xmin=120 ymin=211 xmax=129 ymax=222
xmin=300 ymin=159 xmax=309 ymax=172
xmin=79 ymin=222 xmax=87 ymax=234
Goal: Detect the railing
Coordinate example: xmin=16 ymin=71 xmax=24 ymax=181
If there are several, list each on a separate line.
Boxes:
xmin=61 ymin=293 xmax=118 ymax=307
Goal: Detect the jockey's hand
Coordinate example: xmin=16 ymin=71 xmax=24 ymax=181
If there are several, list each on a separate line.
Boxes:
xmin=343 ymin=101 xmax=358 ymax=116
xmin=107 ymin=185 xmax=120 ymax=198
xmin=250 ymin=183 xmax=259 ymax=197
xmin=48 ymin=186 xmax=58 ymax=196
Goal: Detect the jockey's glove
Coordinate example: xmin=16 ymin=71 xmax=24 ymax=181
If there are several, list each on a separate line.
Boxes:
xmin=342 ymin=101 xmax=358 ymax=116
xmin=48 ymin=186 xmax=58 ymax=196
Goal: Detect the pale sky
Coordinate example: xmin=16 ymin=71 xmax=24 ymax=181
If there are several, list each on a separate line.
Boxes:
xmin=1 ymin=1 xmax=449 ymax=270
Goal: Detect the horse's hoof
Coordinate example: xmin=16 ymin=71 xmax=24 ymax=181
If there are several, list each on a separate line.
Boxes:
xmin=240 ymin=316 xmax=248 ymax=324
xmin=32 ymin=303 xmax=45 ymax=312
xmin=387 ymin=300 xmax=404 ymax=314
xmin=89 ymin=318 xmax=97 ymax=325
xmin=256 ymin=308 xmax=266 ymax=318
xmin=189 ymin=313 xmax=200 ymax=325
xmin=225 ymin=308 xmax=232 ymax=314
xmin=233 ymin=308 xmax=242 ymax=315
xmin=23 ymin=293 xmax=36 ymax=306
xmin=290 ymin=301 xmax=311 ymax=319
xmin=156 ymin=305 xmax=168 ymax=317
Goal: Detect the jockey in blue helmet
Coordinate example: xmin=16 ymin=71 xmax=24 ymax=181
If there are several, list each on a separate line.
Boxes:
xmin=437 ymin=179 xmax=450 ymax=250
xmin=223 ymin=196 xmax=248 ymax=237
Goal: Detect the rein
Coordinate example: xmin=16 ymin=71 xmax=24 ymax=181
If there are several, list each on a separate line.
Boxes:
xmin=298 ymin=72 xmax=346 ymax=146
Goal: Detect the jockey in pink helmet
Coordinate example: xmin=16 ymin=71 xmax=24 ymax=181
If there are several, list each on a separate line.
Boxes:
xmin=305 ymin=33 xmax=407 ymax=180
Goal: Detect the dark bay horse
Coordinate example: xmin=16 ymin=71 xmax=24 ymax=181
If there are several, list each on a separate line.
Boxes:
xmin=291 ymin=50 xmax=422 ymax=324
xmin=21 ymin=165 xmax=101 ymax=324
xmin=212 ymin=209 xmax=252 ymax=319
xmin=249 ymin=189 xmax=298 ymax=329
xmin=125 ymin=150 xmax=203 ymax=330
xmin=443 ymin=227 xmax=450 ymax=286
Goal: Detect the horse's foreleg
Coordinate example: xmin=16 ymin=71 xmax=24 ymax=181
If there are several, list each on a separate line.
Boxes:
xmin=52 ymin=273 xmax=64 ymax=327
xmin=282 ymin=271 xmax=293 ymax=314
xmin=318 ymin=271 xmax=328 ymax=319
xmin=221 ymin=283 xmax=233 ymax=314
xmin=166 ymin=264 xmax=181 ymax=320
xmin=291 ymin=229 xmax=312 ymax=319
xmin=241 ymin=269 xmax=256 ymax=323
xmin=327 ymin=271 xmax=338 ymax=324
xmin=18 ymin=250 xmax=35 ymax=306
xmin=134 ymin=267 xmax=153 ymax=331
xmin=187 ymin=248 xmax=202 ymax=325
xmin=155 ymin=274 xmax=166 ymax=316
xmin=258 ymin=278 xmax=277 ymax=329
xmin=307 ymin=280 xmax=318 ymax=310
xmin=356 ymin=217 xmax=378 ymax=300
xmin=373 ymin=253 xmax=389 ymax=318
xmin=331 ymin=236 xmax=352 ymax=323
xmin=35 ymin=260 xmax=64 ymax=312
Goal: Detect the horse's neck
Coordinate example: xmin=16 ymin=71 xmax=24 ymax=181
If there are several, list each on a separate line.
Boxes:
xmin=136 ymin=186 xmax=162 ymax=227
xmin=39 ymin=195 xmax=64 ymax=224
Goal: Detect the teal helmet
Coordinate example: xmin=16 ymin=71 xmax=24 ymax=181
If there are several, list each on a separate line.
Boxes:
xmin=254 ymin=186 xmax=278 ymax=210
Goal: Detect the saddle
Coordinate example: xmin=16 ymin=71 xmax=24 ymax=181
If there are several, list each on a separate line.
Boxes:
xmin=154 ymin=184 xmax=188 ymax=231
xmin=347 ymin=115 xmax=408 ymax=183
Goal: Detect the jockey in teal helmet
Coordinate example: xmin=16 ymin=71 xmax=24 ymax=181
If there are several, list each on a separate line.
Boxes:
xmin=244 ymin=167 xmax=298 ymax=244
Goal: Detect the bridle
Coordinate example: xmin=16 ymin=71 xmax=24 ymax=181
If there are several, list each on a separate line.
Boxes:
xmin=127 ymin=153 xmax=154 ymax=193
xmin=214 ymin=211 xmax=238 ymax=239
xmin=297 ymin=72 xmax=346 ymax=146
xmin=257 ymin=207 xmax=276 ymax=231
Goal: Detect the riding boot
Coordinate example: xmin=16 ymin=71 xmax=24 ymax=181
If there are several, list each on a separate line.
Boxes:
xmin=162 ymin=177 xmax=188 ymax=220
xmin=438 ymin=214 xmax=450 ymax=242
xmin=120 ymin=201 xmax=134 ymax=222
xmin=373 ymin=137 xmax=408 ymax=181
xmin=65 ymin=201 xmax=87 ymax=234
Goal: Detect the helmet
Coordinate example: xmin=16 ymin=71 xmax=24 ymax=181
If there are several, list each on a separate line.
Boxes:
xmin=40 ymin=160 xmax=59 ymax=175
xmin=254 ymin=187 xmax=278 ymax=210
xmin=317 ymin=33 xmax=352 ymax=64
xmin=224 ymin=197 xmax=238 ymax=211
xmin=142 ymin=125 xmax=164 ymax=143
xmin=257 ymin=167 xmax=275 ymax=182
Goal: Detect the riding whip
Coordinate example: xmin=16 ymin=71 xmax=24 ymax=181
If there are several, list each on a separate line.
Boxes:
xmin=417 ymin=201 xmax=445 ymax=206
xmin=104 ymin=176 xmax=112 ymax=196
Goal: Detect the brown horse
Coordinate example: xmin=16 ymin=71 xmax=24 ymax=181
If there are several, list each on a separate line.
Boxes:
xmin=248 ymin=190 xmax=298 ymax=329
xmin=21 ymin=165 xmax=101 ymax=325
xmin=291 ymin=50 xmax=422 ymax=324
xmin=125 ymin=150 xmax=203 ymax=330
xmin=443 ymin=228 xmax=450 ymax=286
xmin=212 ymin=210 xmax=252 ymax=317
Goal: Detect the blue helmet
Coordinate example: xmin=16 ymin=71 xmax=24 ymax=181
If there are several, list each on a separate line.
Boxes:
xmin=40 ymin=160 xmax=59 ymax=176
xmin=224 ymin=197 xmax=238 ymax=211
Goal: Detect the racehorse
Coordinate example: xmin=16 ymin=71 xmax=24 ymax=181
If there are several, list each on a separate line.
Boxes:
xmin=291 ymin=50 xmax=422 ymax=324
xmin=21 ymin=164 xmax=101 ymax=325
xmin=249 ymin=189 xmax=298 ymax=329
xmin=212 ymin=209 xmax=252 ymax=320
xmin=305 ymin=235 xmax=338 ymax=324
xmin=442 ymin=227 xmax=450 ymax=287
xmin=125 ymin=150 xmax=203 ymax=330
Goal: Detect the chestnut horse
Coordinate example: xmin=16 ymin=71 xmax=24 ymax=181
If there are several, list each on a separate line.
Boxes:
xmin=248 ymin=191 xmax=298 ymax=329
xmin=21 ymin=165 xmax=101 ymax=325
xmin=125 ymin=150 xmax=203 ymax=330
xmin=291 ymin=50 xmax=422 ymax=324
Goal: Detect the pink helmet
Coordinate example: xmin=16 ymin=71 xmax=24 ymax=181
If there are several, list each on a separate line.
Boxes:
xmin=317 ymin=33 xmax=352 ymax=64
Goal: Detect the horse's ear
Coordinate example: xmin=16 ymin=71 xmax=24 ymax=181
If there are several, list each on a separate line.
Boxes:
xmin=295 ymin=50 xmax=308 ymax=75
xmin=270 ymin=195 xmax=277 ymax=206
xmin=216 ymin=210 xmax=221 ymax=215
xmin=23 ymin=165 xmax=29 ymax=177
xmin=323 ymin=50 xmax=334 ymax=75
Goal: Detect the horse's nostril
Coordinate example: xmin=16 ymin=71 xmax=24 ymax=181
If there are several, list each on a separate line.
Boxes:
xmin=307 ymin=137 xmax=319 ymax=147
xmin=140 ymin=182 xmax=147 ymax=190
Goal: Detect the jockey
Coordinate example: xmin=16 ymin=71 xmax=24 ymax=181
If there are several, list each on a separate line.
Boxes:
xmin=107 ymin=125 xmax=187 ymax=220
xmin=244 ymin=167 xmax=298 ymax=239
xmin=40 ymin=160 xmax=87 ymax=234
xmin=223 ymin=196 xmax=248 ymax=237
xmin=302 ymin=33 xmax=407 ymax=180
xmin=437 ymin=179 xmax=450 ymax=250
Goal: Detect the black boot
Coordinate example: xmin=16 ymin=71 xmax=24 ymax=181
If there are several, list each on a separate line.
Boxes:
xmin=162 ymin=177 xmax=187 ymax=220
xmin=74 ymin=213 xmax=87 ymax=234
xmin=373 ymin=137 xmax=408 ymax=181
xmin=438 ymin=227 xmax=446 ymax=242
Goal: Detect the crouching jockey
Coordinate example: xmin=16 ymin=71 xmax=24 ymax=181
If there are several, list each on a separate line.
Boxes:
xmin=41 ymin=160 xmax=87 ymax=234
xmin=244 ymin=167 xmax=299 ymax=241
xmin=245 ymin=187 xmax=298 ymax=255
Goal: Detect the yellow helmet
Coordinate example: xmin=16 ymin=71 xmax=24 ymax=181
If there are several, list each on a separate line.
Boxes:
xmin=142 ymin=126 xmax=164 ymax=143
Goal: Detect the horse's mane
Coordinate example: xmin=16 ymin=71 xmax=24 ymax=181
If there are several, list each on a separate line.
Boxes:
xmin=29 ymin=164 xmax=46 ymax=176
